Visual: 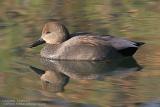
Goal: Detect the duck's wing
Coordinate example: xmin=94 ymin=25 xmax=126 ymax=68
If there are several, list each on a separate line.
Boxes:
xmin=68 ymin=33 xmax=144 ymax=49
xmin=107 ymin=36 xmax=138 ymax=50
xmin=56 ymin=35 xmax=144 ymax=60
xmin=105 ymin=36 xmax=145 ymax=56
xmin=64 ymin=35 xmax=144 ymax=56
xmin=56 ymin=35 xmax=119 ymax=60
xmin=63 ymin=34 xmax=112 ymax=47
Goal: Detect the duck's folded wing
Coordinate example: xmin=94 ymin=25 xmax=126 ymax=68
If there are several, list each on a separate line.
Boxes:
xmin=60 ymin=35 xmax=143 ymax=57
xmin=62 ymin=35 xmax=110 ymax=47
xmin=108 ymin=37 xmax=144 ymax=56
xmin=109 ymin=37 xmax=138 ymax=50
xmin=56 ymin=36 xmax=117 ymax=60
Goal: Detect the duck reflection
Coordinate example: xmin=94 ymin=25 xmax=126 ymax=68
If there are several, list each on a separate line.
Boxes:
xmin=30 ymin=66 xmax=69 ymax=93
xmin=30 ymin=57 xmax=142 ymax=93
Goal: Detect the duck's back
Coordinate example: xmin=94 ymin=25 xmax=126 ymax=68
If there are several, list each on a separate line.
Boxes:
xmin=41 ymin=34 xmax=144 ymax=60
xmin=56 ymin=44 xmax=116 ymax=60
xmin=47 ymin=35 xmax=122 ymax=60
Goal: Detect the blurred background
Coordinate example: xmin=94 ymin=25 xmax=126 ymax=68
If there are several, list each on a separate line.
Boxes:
xmin=0 ymin=0 xmax=160 ymax=107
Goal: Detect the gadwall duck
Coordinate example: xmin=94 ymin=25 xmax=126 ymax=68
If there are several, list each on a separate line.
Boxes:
xmin=30 ymin=21 xmax=144 ymax=60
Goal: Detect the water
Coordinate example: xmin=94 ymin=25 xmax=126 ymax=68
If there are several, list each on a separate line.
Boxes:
xmin=0 ymin=0 xmax=160 ymax=107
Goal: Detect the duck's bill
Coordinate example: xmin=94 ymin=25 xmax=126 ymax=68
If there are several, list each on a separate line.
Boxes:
xmin=29 ymin=38 xmax=45 ymax=48
xmin=29 ymin=66 xmax=45 ymax=76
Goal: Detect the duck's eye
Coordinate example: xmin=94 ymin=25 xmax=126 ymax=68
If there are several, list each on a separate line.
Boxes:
xmin=46 ymin=31 xmax=51 ymax=34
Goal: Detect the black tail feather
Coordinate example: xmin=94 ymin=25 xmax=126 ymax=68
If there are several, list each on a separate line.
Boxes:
xmin=118 ymin=47 xmax=138 ymax=56
xmin=118 ymin=41 xmax=145 ymax=56
xmin=133 ymin=41 xmax=145 ymax=46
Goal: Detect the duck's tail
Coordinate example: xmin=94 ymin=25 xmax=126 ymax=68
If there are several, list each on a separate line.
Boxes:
xmin=118 ymin=41 xmax=145 ymax=56
xmin=133 ymin=41 xmax=145 ymax=47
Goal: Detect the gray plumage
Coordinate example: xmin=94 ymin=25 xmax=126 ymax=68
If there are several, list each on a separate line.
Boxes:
xmin=30 ymin=21 xmax=145 ymax=60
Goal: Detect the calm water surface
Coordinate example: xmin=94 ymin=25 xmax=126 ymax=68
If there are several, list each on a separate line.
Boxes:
xmin=0 ymin=0 xmax=160 ymax=107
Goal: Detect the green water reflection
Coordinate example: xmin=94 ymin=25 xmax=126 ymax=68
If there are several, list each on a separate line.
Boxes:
xmin=0 ymin=0 xmax=160 ymax=107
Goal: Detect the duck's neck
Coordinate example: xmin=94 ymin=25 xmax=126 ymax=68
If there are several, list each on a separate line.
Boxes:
xmin=45 ymin=43 xmax=60 ymax=47
xmin=62 ymin=25 xmax=70 ymax=41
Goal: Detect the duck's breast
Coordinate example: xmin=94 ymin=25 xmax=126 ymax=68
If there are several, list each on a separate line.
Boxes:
xmin=40 ymin=44 xmax=59 ymax=59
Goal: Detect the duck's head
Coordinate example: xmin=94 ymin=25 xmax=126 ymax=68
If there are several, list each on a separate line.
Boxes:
xmin=30 ymin=21 xmax=69 ymax=48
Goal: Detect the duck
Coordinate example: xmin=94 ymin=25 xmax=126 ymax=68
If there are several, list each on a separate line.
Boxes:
xmin=30 ymin=20 xmax=144 ymax=60
xmin=30 ymin=65 xmax=69 ymax=92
